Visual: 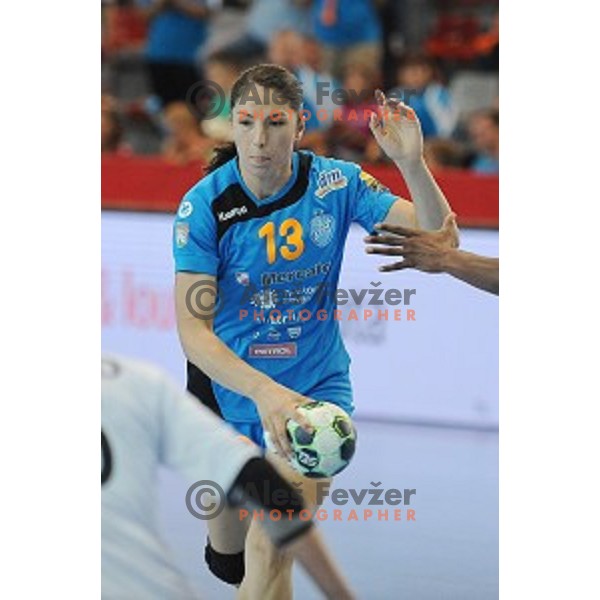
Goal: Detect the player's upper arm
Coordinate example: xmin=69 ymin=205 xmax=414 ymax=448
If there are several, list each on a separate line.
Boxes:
xmin=173 ymin=187 xmax=220 ymax=334
xmin=175 ymin=272 xmax=216 ymax=335
xmin=350 ymin=165 xmax=416 ymax=232
xmin=380 ymin=198 xmax=418 ymax=228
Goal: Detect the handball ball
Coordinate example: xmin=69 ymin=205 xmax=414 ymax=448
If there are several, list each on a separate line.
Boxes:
xmin=265 ymin=401 xmax=357 ymax=478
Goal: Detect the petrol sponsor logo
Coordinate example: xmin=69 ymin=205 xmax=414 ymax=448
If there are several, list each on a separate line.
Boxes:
xmin=248 ymin=342 xmax=298 ymax=358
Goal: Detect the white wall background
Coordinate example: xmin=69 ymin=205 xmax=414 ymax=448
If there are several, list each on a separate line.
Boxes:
xmin=102 ymin=212 xmax=498 ymax=428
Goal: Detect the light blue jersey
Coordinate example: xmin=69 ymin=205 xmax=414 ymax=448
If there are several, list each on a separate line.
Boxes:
xmin=173 ymin=151 xmax=398 ymax=423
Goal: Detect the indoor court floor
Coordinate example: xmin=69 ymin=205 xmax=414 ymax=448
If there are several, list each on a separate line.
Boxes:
xmin=158 ymin=420 xmax=499 ymax=599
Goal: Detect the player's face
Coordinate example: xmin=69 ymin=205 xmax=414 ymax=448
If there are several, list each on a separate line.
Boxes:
xmin=232 ymin=86 xmax=304 ymax=178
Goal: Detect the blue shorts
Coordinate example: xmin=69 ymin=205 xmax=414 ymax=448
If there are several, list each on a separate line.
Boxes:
xmin=187 ymin=359 xmax=353 ymax=448
xmin=228 ymin=383 xmax=355 ymax=450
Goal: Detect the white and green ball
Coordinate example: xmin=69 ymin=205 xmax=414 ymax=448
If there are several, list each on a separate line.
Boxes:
xmin=266 ymin=401 xmax=357 ymax=478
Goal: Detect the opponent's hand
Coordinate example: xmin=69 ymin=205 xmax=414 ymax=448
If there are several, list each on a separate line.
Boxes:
xmin=253 ymin=383 xmax=315 ymax=459
xmin=369 ymin=90 xmax=423 ymax=167
xmin=365 ymin=213 xmax=460 ymax=273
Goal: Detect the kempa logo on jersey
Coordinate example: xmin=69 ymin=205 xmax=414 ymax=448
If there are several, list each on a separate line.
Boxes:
xmin=218 ymin=205 xmax=249 ymax=222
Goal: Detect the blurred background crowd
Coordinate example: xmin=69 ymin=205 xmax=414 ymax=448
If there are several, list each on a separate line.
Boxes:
xmin=101 ymin=0 xmax=499 ymax=173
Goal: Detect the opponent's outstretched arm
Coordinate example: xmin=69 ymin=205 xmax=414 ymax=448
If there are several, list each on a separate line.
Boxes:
xmin=369 ymin=90 xmax=452 ymax=230
xmin=365 ymin=214 xmax=499 ymax=295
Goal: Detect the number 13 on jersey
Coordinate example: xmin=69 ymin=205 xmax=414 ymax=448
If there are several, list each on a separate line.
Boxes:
xmin=258 ymin=218 xmax=305 ymax=264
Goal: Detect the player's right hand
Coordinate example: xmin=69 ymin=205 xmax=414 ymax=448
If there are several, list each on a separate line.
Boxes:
xmin=253 ymin=383 xmax=315 ymax=459
xmin=369 ymin=89 xmax=423 ymax=168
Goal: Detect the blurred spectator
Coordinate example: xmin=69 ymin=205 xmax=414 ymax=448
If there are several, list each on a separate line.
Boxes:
xmin=389 ymin=53 xmax=457 ymax=139
xmin=268 ymin=29 xmax=338 ymax=154
xmin=102 ymin=1 xmax=148 ymax=55
xmin=328 ymin=62 xmax=382 ymax=163
xmin=302 ymin=35 xmax=325 ymax=73
xmin=225 ymin=0 xmax=311 ymax=60
xmin=161 ymin=101 xmax=213 ymax=164
xmin=102 ymin=95 xmax=132 ymax=155
xmin=201 ymin=0 xmax=251 ymax=60
xmin=467 ymin=108 xmax=499 ymax=174
xmin=201 ymin=49 xmax=246 ymax=142
xmin=137 ymin=0 xmax=218 ymax=107
xmin=310 ymin=0 xmax=383 ymax=82
xmin=473 ymin=11 xmax=499 ymax=72
xmin=423 ymin=138 xmax=466 ymax=170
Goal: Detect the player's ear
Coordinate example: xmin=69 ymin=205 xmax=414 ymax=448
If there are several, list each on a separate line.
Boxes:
xmin=294 ymin=113 xmax=305 ymax=143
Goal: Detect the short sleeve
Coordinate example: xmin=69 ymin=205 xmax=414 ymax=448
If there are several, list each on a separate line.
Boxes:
xmin=350 ymin=166 xmax=398 ymax=234
xmin=173 ymin=190 xmax=219 ymax=275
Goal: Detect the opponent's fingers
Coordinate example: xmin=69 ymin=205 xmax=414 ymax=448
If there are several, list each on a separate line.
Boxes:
xmin=364 ymin=234 xmax=406 ymax=246
xmin=379 ymin=260 xmax=413 ymax=272
xmin=366 ymin=246 xmax=405 ymax=256
xmin=374 ymin=222 xmax=419 ymax=237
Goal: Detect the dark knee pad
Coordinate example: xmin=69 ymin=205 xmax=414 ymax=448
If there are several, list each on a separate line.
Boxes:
xmin=204 ymin=540 xmax=245 ymax=585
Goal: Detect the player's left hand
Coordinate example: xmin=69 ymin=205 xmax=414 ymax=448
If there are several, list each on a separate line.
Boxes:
xmin=369 ymin=90 xmax=423 ymax=167
xmin=364 ymin=213 xmax=460 ymax=273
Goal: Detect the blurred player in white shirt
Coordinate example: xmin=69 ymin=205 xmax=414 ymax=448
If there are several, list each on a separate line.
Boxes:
xmin=101 ymin=355 xmax=354 ymax=599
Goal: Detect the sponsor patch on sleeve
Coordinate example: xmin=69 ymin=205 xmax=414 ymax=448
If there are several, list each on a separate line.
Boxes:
xmin=359 ymin=170 xmax=389 ymax=193
xmin=175 ymin=221 xmax=190 ymax=248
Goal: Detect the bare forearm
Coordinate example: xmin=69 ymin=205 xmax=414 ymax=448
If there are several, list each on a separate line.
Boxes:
xmin=394 ymin=158 xmax=451 ymax=230
xmin=442 ymin=250 xmax=499 ymax=295
xmin=179 ymin=324 xmax=277 ymax=401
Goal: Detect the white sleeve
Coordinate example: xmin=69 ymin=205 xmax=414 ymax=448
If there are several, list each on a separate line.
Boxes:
xmin=155 ymin=375 xmax=261 ymax=494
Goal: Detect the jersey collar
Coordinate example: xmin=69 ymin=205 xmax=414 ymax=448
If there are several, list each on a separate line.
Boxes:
xmin=233 ymin=152 xmax=300 ymax=206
